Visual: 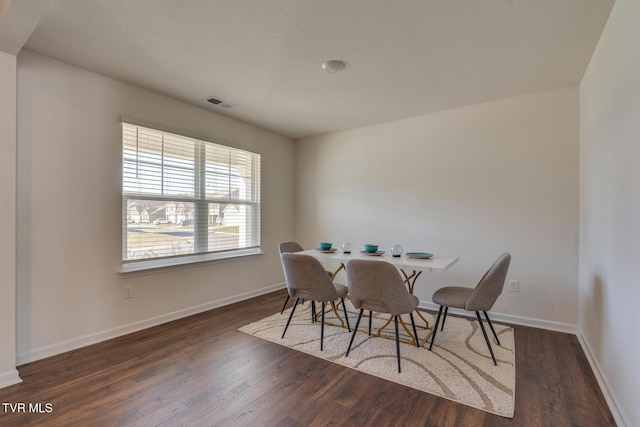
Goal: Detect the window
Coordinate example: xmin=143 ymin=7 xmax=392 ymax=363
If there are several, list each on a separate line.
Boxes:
xmin=122 ymin=123 xmax=260 ymax=266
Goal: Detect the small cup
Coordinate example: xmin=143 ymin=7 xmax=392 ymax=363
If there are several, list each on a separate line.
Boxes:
xmin=364 ymin=244 xmax=378 ymax=253
xmin=342 ymin=242 xmax=353 ymax=254
xmin=320 ymin=242 xmax=332 ymax=250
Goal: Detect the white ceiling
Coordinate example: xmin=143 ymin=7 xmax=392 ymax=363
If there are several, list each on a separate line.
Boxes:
xmin=3 ymin=0 xmax=614 ymax=140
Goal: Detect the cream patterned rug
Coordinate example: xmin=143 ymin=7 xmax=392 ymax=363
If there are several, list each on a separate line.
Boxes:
xmin=239 ymin=299 xmax=515 ymax=418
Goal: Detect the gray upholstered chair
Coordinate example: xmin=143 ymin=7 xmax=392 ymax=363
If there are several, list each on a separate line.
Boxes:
xmin=345 ymin=259 xmax=420 ymax=373
xmin=278 ymin=242 xmax=305 ymax=314
xmin=280 ymin=253 xmax=351 ymax=351
xmin=278 ymin=241 xmax=333 ymax=314
xmin=428 ymin=252 xmax=511 ymax=365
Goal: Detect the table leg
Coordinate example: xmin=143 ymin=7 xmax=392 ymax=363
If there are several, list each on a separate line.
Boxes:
xmin=330 ymin=262 xmax=346 ymax=310
xmin=330 ymin=263 xmax=345 ymax=280
xmin=400 ymin=269 xmax=432 ymax=330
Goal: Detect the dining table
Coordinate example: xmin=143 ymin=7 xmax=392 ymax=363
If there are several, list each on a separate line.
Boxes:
xmin=298 ymin=248 xmax=459 ymax=346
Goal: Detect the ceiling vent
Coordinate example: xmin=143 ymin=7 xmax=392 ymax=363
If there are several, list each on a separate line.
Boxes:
xmin=204 ymin=96 xmax=237 ymax=109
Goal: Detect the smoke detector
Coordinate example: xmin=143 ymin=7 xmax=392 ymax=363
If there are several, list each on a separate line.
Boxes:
xmin=322 ymin=60 xmax=345 ymax=73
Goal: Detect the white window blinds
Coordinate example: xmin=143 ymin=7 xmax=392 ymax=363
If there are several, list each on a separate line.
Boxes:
xmin=122 ymin=123 xmax=261 ymax=262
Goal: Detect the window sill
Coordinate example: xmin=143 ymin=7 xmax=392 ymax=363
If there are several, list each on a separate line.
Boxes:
xmin=119 ymin=248 xmax=263 ymax=277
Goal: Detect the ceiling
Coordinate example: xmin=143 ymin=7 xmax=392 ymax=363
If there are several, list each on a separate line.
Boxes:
xmin=2 ymin=0 xmax=614 ymax=140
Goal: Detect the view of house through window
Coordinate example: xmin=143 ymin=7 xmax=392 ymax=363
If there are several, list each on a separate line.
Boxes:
xmin=122 ymin=123 xmax=261 ymax=262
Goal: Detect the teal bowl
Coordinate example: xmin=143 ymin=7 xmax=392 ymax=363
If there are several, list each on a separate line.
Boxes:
xmin=320 ymin=242 xmax=332 ymax=250
xmin=364 ymin=244 xmax=378 ymax=253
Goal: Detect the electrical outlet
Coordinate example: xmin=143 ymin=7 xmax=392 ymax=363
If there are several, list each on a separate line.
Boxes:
xmin=509 ymin=280 xmax=519 ymax=292
xmin=124 ymin=285 xmax=133 ymax=299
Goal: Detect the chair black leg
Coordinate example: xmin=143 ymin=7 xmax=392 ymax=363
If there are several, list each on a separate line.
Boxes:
xmin=346 ymin=309 xmax=364 ymax=357
xmin=282 ymin=298 xmax=299 ymax=338
xmin=409 ymin=313 xmax=419 ymax=347
xmin=280 ymin=295 xmax=290 ymax=314
xmin=483 ymin=311 xmax=500 ymax=346
xmin=441 ymin=307 xmax=449 ymax=331
xmin=429 ymin=306 xmax=444 ymax=351
xmin=395 ymin=315 xmax=401 ymax=373
xmin=311 ymin=301 xmax=316 ymax=323
xmin=476 ymin=311 xmax=497 ymax=365
xmin=368 ymin=311 xmax=372 ymax=336
xmin=321 ymin=302 xmax=325 ymax=351
xmin=341 ymin=298 xmax=351 ymax=332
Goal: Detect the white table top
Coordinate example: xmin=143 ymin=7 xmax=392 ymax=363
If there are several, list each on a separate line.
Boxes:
xmin=298 ymin=249 xmax=459 ymax=274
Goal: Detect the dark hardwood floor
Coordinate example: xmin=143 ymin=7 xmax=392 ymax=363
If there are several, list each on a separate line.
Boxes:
xmin=0 ymin=289 xmax=615 ymax=426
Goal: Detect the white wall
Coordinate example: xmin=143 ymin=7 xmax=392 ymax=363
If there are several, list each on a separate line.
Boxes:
xmin=0 ymin=51 xmax=20 ymax=387
xmin=579 ymin=0 xmax=639 ymax=425
xmin=16 ymin=50 xmax=295 ymax=362
xmin=296 ymin=87 xmax=580 ymax=326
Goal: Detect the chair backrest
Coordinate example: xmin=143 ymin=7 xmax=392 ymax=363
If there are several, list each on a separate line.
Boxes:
xmin=465 ymin=252 xmax=511 ymax=312
xmin=280 ymin=253 xmax=339 ymax=301
xmin=278 ymin=241 xmax=304 ymax=254
xmin=346 ymin=259 xmax=415 ymax=316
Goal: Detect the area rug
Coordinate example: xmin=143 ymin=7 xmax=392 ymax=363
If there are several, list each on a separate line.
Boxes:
xmin=239 ymin=300 xmax=515 ymax=418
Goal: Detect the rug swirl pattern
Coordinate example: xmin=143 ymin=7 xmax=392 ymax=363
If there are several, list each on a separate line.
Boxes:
xmin=239 ymin=299 xmax=515 ymax=418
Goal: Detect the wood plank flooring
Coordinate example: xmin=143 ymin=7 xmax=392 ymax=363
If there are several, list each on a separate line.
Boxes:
xmin=0 ymin=289 xmax=616 ymax=426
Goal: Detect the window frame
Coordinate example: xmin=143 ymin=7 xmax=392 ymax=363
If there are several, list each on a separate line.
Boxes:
xmin=120 ymin=121 xmax=262 ymax=275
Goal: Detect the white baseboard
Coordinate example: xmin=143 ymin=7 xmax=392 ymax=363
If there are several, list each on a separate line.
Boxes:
xmin=576 ymin=329 xmax=630 ymax=427
xmin=0 ymin=369 xmax=22 ymax=388
xmin=16 ymin=283 xmax=285 ymax=366
xmin=417 ymin=301 xmax=577 ymax=334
